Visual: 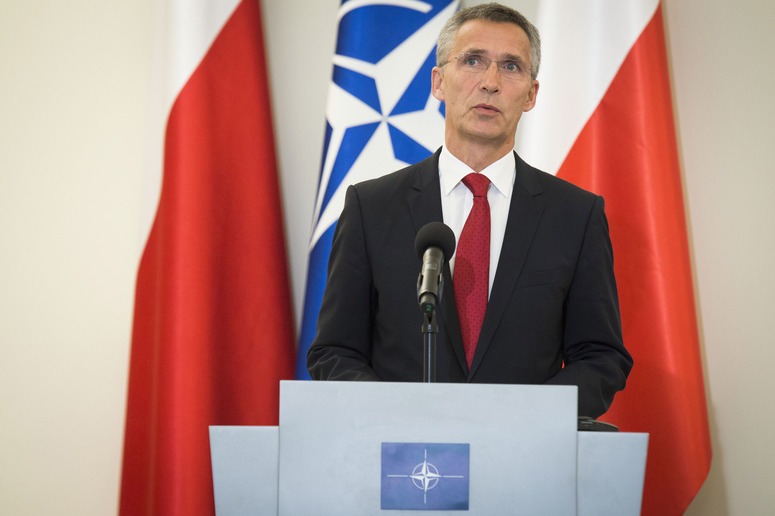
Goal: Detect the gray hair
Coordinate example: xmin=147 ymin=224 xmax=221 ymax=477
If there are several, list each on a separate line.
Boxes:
xmin=436 ymin=2 xmax=541 ymax=81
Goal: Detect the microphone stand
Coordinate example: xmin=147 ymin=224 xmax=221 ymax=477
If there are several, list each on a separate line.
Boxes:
xmin=421 ymin=307 xmax=437 ymax=383
xmin=414 ymin=223 xmax=455 ymax=384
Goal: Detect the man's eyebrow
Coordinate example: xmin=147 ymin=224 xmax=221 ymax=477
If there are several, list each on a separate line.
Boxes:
xmin=500 ymin=53 xmax=529 ymax=65
xmin=464 ymin=48 xmax=528 ymax=65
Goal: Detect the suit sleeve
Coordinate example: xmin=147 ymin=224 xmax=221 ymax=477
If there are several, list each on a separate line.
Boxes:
xmin=545 ymin=195 xmax=633 ymax=418
xmin=306 ymin=185 xmax=381 ymax=381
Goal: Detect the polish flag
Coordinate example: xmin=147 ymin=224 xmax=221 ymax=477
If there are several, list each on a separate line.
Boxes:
xmin=517 ymin=1 xmax=711 ymax=514
xmin=119 ymin=1 xmax=295 ymax=514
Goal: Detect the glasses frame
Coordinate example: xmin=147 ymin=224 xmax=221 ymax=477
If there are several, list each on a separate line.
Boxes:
xmin=446 ymin=51 xmax=533 ymax=82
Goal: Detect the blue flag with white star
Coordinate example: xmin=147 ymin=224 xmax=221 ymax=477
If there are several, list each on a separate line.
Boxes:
xmin=295 ymin=0 xmax=459 ymax=379
xmin=381 ymin=442 xmax=470 ymax=510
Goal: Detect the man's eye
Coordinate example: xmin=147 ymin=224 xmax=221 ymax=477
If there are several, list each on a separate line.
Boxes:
xmin=502 ymin=61 xmax=521 ymax=73
xmin=464 ymin=56 xmax=481 ymax=67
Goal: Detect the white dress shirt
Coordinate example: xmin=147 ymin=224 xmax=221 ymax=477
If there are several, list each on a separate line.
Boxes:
xmin=438 ymin=146 xmax=516 ymax=297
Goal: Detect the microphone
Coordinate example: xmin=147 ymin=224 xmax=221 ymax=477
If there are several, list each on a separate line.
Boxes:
xmin=415 ymin=222 xmax=456 ymax=313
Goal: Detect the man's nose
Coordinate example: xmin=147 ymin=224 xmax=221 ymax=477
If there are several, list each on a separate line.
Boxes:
xmin=480 ymin=62 xmax=500 ymax=91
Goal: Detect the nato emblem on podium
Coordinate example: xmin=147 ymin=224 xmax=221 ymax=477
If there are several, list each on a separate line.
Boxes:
xmin=381 ymin=442 xmax=470 ymax=510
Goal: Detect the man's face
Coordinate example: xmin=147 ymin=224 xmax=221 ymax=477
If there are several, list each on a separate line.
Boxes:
xmin=432 ymin=20 xmax=539 ymax=153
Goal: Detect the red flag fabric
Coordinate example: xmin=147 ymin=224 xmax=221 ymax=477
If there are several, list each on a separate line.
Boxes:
xmin=519 ymin=2 xmax=711 ymax=514
xmin=120 ymin=1 xmax=295 ymax=514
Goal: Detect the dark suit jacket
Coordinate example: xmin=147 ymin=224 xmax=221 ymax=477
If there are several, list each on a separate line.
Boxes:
xmin=307 ymin=149 xmax=632 ymax=418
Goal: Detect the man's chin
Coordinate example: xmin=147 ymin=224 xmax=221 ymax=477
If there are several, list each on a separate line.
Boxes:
xmin=461 ymin=125 xmax=513 ymax=146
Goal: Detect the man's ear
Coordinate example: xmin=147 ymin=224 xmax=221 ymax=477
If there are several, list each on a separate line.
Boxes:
xmin=431 ymin=66 xmax=445 ymax=102
xmin=523 ymin=80 xmax=539 ymax=112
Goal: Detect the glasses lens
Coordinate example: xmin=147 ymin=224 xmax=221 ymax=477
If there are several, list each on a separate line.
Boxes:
xmin=455 ymin=52 xmax=529 ymax=81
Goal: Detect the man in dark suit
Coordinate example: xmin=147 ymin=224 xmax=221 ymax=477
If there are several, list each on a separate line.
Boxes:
xmin=307 ymin=3 xmax=632 ymax=418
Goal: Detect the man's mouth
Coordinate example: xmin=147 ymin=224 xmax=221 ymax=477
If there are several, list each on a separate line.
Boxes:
xmin=474 ymin=103 xmax=499 ymax=114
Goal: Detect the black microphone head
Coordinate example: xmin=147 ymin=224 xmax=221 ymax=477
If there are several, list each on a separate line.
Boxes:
xmin=415 ymin=222 xmax=456 ymax=260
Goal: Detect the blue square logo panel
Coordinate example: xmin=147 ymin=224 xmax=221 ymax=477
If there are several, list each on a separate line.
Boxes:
xmin=381 ymin=442 xmax=470 ymax=510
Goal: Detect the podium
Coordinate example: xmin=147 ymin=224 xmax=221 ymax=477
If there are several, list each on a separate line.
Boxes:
xmin=210 ymin=380 xmax=647 ymax=515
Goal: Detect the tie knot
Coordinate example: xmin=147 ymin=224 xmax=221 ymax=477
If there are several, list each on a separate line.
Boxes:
xmin=462 ymin=173 xmax=490 ymax=197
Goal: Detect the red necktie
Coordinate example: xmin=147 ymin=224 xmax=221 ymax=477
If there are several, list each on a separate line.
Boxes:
xmin=454 ymin=173 xmax=491 ymax=368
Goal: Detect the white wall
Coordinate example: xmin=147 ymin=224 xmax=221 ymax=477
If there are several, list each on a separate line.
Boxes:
xmin=663 ymin=1 xmax=775 ymax=514
xmin=0 ymin=0 xmax=773 ymax=514
xmin=0 ymin=1 xmax=152 ymax=514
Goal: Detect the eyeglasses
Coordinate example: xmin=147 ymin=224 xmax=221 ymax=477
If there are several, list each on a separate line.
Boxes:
xmin=448 ymin=52 xmax=532 ymax=82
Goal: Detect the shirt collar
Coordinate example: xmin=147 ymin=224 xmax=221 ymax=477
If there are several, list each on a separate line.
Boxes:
xmin=439 ymin=146 xmax=515 ymax=198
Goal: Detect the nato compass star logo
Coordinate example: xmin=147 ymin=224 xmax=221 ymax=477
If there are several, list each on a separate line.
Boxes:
xmin=309 ymin=0 xmax=458 ymax=250
xmin=381 ymin=442 xmax=470 ymax=510
xmin=297 ymin=1 xmax=459 ymax=380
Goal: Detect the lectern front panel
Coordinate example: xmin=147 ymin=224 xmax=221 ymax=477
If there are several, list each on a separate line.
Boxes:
xmin=278 ymin=381 xmax=577 ymax=515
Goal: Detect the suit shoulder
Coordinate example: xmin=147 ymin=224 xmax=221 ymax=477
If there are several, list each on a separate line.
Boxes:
xmin=518 ymin=159 xmax=600 ymax=206
xmin=353 ymin=152 xmax=437 ymax=196
xmin=540 ymin=168 xmax=597 ymax=197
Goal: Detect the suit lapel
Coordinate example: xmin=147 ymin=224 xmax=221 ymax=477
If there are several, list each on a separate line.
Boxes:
xmin=406 ymin=150 xmax=468 ymax=373
xmin=407 ymin=150 xmax=444 ymax=234
xmin=468 ymin=153 xmax=545 ymax=377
